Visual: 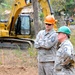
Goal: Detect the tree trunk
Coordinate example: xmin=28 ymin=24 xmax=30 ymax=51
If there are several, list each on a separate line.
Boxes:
xmin=31 ymin=0 xmax=39 ymax=36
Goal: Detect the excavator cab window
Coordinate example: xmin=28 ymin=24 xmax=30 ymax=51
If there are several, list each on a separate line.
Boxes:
xmin=20 ymin=14 xmax=31 ymax=35
xmin=15 ymin=14 xmax=31 ymax=35
xmin=25 ymin=0 xmax=31 ymax=4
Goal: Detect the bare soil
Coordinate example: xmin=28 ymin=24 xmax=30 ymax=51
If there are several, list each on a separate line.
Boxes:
xmin=0 ymin=48 xmax=38 ymax=75
xmin=0 ymin=25 xmax=74 ymax=75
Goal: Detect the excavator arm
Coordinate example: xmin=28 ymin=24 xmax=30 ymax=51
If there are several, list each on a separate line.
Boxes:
xmin=0 ymin=0 xmax=57 ymax=49
xmin=38 ymin=0 xmax=51 ymax=17
xmin=7 ymin=0 xmax=26 ymax=30
xmin=7 ymin=0 xmax=57 ymax=33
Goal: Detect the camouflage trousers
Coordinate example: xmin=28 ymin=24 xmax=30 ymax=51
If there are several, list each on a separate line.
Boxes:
xmin=38 ymin=61 xmax=54 ymax=75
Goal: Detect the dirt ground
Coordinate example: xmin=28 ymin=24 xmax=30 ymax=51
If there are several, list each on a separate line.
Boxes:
xmin=0 ymin=65 xmax=38 ymax=75
xmin=0 ymin=48 xmax=38 ymax=75
xmin=0 ymin=25 xmax=74 ymax=75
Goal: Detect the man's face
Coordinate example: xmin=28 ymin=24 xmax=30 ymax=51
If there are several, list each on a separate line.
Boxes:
xmin=58 ymin=32 xmax=66 ymax=42
xmin=45 ymin=23 xmax=53 ymax=31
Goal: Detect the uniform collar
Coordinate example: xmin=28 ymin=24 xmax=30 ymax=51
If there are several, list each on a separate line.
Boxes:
xmin=45 ymin=29 xmax=54 ymax=35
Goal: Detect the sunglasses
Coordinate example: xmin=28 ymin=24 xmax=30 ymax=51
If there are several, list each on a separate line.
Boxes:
xmin=45 ymin=23 xmax=52 ymax=26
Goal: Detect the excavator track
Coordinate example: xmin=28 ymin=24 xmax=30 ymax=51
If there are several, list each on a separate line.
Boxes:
xmin=0 ymin=37 xmax=34 ymax=50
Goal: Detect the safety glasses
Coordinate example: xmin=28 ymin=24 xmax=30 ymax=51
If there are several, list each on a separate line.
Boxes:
xmin=45 ymin=23 xmax=52 ymax=26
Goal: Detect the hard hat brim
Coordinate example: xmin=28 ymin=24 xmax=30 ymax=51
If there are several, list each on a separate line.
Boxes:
xmin=44 ymin=21 xmax=54 ymax=25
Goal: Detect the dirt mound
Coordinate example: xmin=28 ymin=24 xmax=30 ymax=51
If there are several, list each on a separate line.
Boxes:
xmin=0 ymin=49 xmax=38 ymax=75
xmin=0 ymin=65 xmax=38 ymax=75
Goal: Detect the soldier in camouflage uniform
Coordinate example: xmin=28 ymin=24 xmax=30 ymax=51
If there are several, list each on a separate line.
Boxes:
xmin=54 ymin=26 xmax=75 ymax=75
xmin=34 ymin=15 xmax=58 ymax=75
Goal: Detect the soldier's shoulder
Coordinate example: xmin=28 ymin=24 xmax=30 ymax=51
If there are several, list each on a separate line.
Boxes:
xmin=64 ymin=40 xmax=73 ymax=47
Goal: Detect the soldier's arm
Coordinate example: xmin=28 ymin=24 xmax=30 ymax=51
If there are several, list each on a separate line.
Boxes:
xmin=38 ymin=33 xmax=58 ymax=49
xmin=61 ymin=46 xmax=72 ymax=66
xmin=34 ymin=30 xmax=44 ymax=49
xmin=34 ymin=33 xmax=40 ymax=49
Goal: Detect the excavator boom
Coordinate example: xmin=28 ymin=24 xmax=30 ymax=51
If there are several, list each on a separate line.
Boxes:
xmin=7 ymin=0 xmax=55 ymax=31
xmin=0 ymin=0 xmax=57 ymax=49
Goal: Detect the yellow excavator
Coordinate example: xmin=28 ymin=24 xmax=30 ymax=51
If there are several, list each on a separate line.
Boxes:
xmin=0 ymin=0 xmax=57 ymax=49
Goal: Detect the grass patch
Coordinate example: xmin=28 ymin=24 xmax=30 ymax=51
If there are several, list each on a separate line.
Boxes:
xmin=70 ymin=22 xmax=75 ymax=25
xmin=28 ymin=47 xmax=37 ymax=57
xmin=70 ymin=30 xmax=75 ymax=49
xmin=13 ymin=45 xmax=22 ymax=57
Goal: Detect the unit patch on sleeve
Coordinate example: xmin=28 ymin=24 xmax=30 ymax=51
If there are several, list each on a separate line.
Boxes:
xmin=51 ymin=36 xmax=55 ymax=42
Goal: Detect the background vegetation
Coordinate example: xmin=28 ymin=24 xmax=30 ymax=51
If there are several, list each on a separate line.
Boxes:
xmin=0 ymin=0 xmax=75 ymax=25
xmin=0 ymin=0 xmax=75 ymax=46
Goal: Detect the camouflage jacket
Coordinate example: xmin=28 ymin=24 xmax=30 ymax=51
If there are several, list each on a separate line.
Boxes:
xmin=34 ymin=29 xmax=58 ymax=62
xmin=54 ymin=39 xmax=74 ymax=70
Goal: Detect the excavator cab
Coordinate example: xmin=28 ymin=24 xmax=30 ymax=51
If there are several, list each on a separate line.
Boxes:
xmin=15 ymin=14 xmax=31 ymax=35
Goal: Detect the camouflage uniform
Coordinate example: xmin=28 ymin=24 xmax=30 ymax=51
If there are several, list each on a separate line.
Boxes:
xmin=34 ymin=29 xmax=58 ymax=75
xmin=54 ymin=39 xmax=75 ymax=75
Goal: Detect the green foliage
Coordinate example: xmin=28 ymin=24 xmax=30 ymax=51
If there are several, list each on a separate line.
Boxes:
xmin=65 ymin=0 xmax=75 ymax=16
xmin=70 ymin=30 xmax=75 ymax=48
xmin=0 ymin=61 xmax=2 ymax=65
xmin=0 ymin=0 xmax=14 ymax=11
xmin=66 ymin=0 xmax=74 ymax=5
xmin=70 ymin=21 xmax=75 ymax=25
xmin=13 ymin=45 xmax=22 ymax=57
xmin=39 ymin=12 xmax=44 ymax=21
xmin=28 ymin=47 xmax=37 ymax=57
xmin=0 ymin=5 xmax=3 ymax=13
xmin=51 ymin=0 xmax=66 ymax=12
xmin=1 ymin=3 xmax=11 ymax=8
xmin=51 ymin=0 xmax=75 ymax=16
xmin=0 ymin=0 xmax=14 ymax=20
xmin=0 ymin=0 xmax=4 ymax=3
